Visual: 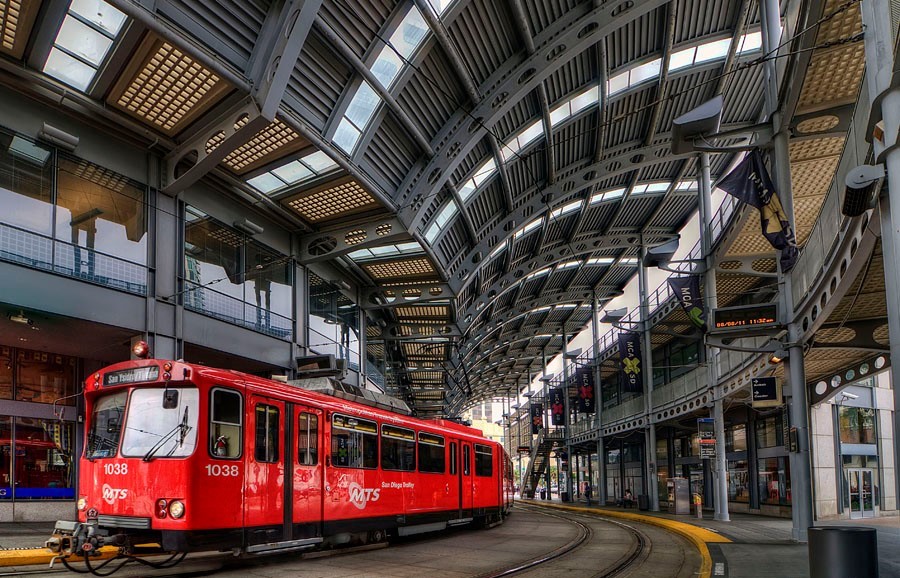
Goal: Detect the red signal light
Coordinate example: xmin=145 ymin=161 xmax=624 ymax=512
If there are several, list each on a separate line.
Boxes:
xmin=163 ymin=362 xmax=172 ymax=372
xmin=132 ymin=340 xmax=151 ymax=359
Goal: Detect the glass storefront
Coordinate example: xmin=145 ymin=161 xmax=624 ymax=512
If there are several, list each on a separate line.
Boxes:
xmin=1 ymin=417 xmax=75 ymax=500
xmin=727 ymin=459 xmax=750 ymax=502
xmin=838 ymin=407 xmax=876 ymax=444
xmin=1 ymin=347 xmax=77 ymax=405
xmin=308 ymin=271 xmax=360 ymax=370
xmin=758 ymin=457 xmax=791 ymax=505
xmin=755 ymin=414 xmax=783 ymax=449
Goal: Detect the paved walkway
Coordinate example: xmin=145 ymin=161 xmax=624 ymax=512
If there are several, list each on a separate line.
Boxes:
xmin=523 ymin=497 xmax=899 ymax=577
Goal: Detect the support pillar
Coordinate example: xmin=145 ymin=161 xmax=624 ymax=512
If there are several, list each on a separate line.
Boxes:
xmin=592 ymin=293 xmax=608 ymax=504
xmin=597 ymin=436 xmax=607 ymax=504
xmin=562 ymin=329 xmax=574 ymax=501
xmin=638 ymin=244 xmax=659 ymax=511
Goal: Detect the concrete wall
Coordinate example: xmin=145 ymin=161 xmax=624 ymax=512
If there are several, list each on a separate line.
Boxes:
xmin=811 ymin=402 xmax=839 ymax=519
xmin=875 ymin=372 xmax=896 ymax=513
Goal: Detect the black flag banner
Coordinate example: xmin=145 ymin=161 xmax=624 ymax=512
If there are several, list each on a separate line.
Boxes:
xmin=618 ymin=332 xmax=643 ymax=393
xmin=667 ymin=276 xmax=707 ymax=330
xmin=549 ymin=388 xmax=565 ymax=425
xmin=575 ymin=367 xmax=596 ymax=413
xmin=531 ymin=402 xmax=543 ymax=434
xmin=716 ymin=148 xmax=799 ymax=272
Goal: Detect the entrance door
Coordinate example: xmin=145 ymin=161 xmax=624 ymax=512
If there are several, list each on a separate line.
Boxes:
xmin=847 ymin=468 xmax=876 ymax=519
xmin=292 ymin=406 xmax=324 ymax=539
xmin=244 ymin=396 xmax=286 ymax=546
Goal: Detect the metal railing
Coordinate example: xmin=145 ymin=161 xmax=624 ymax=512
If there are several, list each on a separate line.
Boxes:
xmin=183 ymin=280 xmax=293 ymax=340
xmin=0 ymin=221 xmax=147 ymax=295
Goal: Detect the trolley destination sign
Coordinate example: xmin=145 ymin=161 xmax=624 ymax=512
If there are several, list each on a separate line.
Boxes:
xmin=710 ymin=303 xmax=779 ymax=333
xmin=103 ymin=366 xmax=159 ymax=386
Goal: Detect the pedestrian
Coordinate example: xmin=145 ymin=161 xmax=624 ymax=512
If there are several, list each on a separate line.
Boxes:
xmin=584 ymin=481 xmax=593 ymax=507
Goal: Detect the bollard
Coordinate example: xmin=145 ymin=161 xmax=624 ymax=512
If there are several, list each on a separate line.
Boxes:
xmin=694 ymin=493 xmax=702 ymax=519
xmin=808 ymin=527 xmax=878 ymax=578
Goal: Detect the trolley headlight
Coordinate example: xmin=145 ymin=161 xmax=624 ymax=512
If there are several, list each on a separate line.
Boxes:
xmin=168 ymin=500 xmax=185 ymax=519
xmin=155 ymin=498 xmax=168 ymax=518
xmin=77 ymin=497 xmax=87 ymax=511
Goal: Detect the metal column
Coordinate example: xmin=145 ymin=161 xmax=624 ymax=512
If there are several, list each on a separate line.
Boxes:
xmin=698 ymin=152 xmax=730 ymax=521
xmin=760 ymin=0 xmax=812 ymax=540
xmin=860 ymin=0 xmax=900 ymax=516
xmin=562 ymin=330 xmax=574 ymax=501
xmin=638 ymin=245 xmax=659 ymax=511
xmin=593 ymin=294 xmax=608 ymax=504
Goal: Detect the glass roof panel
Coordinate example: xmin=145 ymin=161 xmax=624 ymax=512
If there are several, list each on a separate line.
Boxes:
xmin=737 ymin=31 xmax=763 ymax=54
xmin=607 ymin=71 xmax=629 ymax=95
xmin=695 ymin=38 xmax=731 ymax=64
xmin=56 ymin=15 xmax=113 ymax=66
xmin=43 ymin=47 xmax=95 ymax=90
xmin=247 ymin=173 xmax=285 ymax=193
xmin=333 ymin=118 xmax=361 ymax=153
xmin=629 ymin=58 xmax=661 ymax=85
xmin=668 ymin=47 xmax=695 ymax=71
xmin=391 ymin=5 xmax=428 ymax=60
xmin=345 ymin=82 xmax=381 ymax=127
xmin=371 ymin=48 xmax=403 ymax=88
xmin=271 ymin=160 xmax=313 ymax=184
xmin=517 ymin=120 xmax=544 ymax=148
xmin=549 ymin=102 xmax=571 ymax=126
xmin=569 ymin=85 xmax=600 ymax=115
xmin=302 ymin=151 xmax=338 ymax=173
xmin=70 ymin=0 xmax=127 ymax=35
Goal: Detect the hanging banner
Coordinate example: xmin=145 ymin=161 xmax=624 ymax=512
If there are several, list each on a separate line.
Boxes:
xmin=716 ymin=148 xmax=799 ymax=272
xmin=618 ymin=332 xmax=643 ymax=393
xmin=549 ymin=388 xmax=565 ymax=425
xmin=667 ymin=275 xmax=707 ymax=330
xmin=575 ymin=367 xmax=596 ymax=414
xmin=530 ymin=402 xmax=543 ymax=434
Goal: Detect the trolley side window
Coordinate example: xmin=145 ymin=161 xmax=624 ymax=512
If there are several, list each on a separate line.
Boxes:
xmin=298 ymin=412 xmax=318 ymax=466
xmin=210 ymin=388 xmax=242 ymax=459
xmin=86 ymin=391 xmax=128 ymax=458
xmin=418 ymin=432 xmax=445 ymax=473
xmin=449 ymin=442 xmax=457 ymax=475
xmin=463 ymin=445 xmax=471 ymax=476
xmin=381 ymin=424 xmax=415 ymax=471
xmin=475 ymin=443 xmax=493 ymax=477
xmin=331 ymin=413 xmax=377 ymax=469
xmin=254 ymin=404 xmax=280 ymax=463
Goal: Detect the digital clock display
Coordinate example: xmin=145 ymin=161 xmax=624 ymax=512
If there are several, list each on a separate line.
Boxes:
xmin=711 ymin=304 xmax=778 ymax=330
xmin=103 ymin=366 xmax=159 ymax=386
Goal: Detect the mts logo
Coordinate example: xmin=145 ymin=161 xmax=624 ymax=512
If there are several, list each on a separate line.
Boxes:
xmin=348 ymin=482 xmax=380 ymax=510
xmin=102 ymin=484 xmax=129 ymax=505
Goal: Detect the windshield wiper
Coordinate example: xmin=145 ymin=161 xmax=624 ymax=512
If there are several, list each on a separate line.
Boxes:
xmin=143 ymin=408 xmax=192 ymax=462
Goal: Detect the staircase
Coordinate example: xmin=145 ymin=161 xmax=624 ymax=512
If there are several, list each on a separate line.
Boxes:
xmin=521 ymin=429 xmax=563 ymax=498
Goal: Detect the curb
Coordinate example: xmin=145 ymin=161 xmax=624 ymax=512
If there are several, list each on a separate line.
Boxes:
xmin=518 ymin=500 xmax=731 ymax=578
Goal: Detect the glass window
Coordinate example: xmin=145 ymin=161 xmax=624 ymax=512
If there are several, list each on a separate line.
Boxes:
xmin=210 ymin=388 xmax=242 ymax=458
xmin=13 ymin=418 xmax=75 ymax=499
xmin=755 ymin=415 xmax=782 ymax=449
xmin=0 ymin=133 xmax=53 ymax=237
xmin=450 ymin=441 xmax=457 ymax=475
xmin=475 ymin=443 xmax=493 ymax=476
xmin=727 ymin=459 xmax=749 ymax=502
xmin=331 ymin=414 xmax=377 ymax=469
xmin=418 ymin=432 xmax=445 ymax=473
xmin=15 ymin=350 xmax=76 ymax=405
xmin=463 ymin=444 xmax=471 ymax=475
xmin=726 ymin=425 xmax=747 ymax=453
xmin=0 ymin=347 xmax=11 ymax=400
xmin=298 ymin=412 xmax=318 ymax=466
xmin=381 ymin=424 xmax=415 ymax=471
xmin=254 ymin=404 xmax=280 ymax=463
xmin=0 ymin=417 xmax=9 ymax=498
xmin=758 ymin=457 xmax=790 ymax=505
xmin=308 ymin=272 xmax=360 ymax=370
xmin=839 ymin=407 xmax=876 ymax=445
xmin=121 ymin=388 xmax=200 ymax=458
xmin=86 ymin=391 xmax=127 ymax=458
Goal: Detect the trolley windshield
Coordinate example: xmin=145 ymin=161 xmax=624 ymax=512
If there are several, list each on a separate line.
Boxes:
xmin=86 ymin=388 xmax=200 ymax=459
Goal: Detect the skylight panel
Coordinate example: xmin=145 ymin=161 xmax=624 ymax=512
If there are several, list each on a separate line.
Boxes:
xmin=525 ymin=267 xmax=550 ymax=280
xmin=569 ymin=85 xmax=600 ymax=115
xmin=676 ymin=180 xmax=697 ymax=191
xmin=425 ymin=200 xmax=458 ymax=243
xmin=586 ymin=257 xmax=614 ymax=266
xmin=431 ymin=0 xmax=456 ymax=15
xmin=513 ymin=217 xmax=543 ymax=240
xmin=589 ymin=187 xmax=626 ymax=204
xmin=550 ymin=102 xmax=571 ymax=126
xmin=303 ymin=151 xmax=338 ymax=173
xmin=393 ymin=6 xmax=428 ymax=59
xmin=489 ymin=242 xmax=507 ymax=259
xmin=501 ymin=138 xmax=521 ymax=162
xmin=630 ymin=58 xmax=661 ymax=85
xmin=347 ymin=248 xmax=374 ymax=260
xmin=531 ymin=305 xmax=552 ymax=313
xmin=619 ymin=258 xmax=639 ymax=265
xmin=555 ymin=260 xmax=581 ymax=270
xmin=271 ymin=160 xmax=313 ymax=184
xmin=457 ymin=158 xmax=497 ymax=202
xmin=333 ymin=118 xmax=361 ymax=153
xmin=668 ymin=47 xmax=695 ymax=71
xmin=517 ymin=120 xmax=544 ymax=148
xmin=346 ymin=82 xmax=381 ymax=127
xmin=247 ymin=173 xmax=284 ymax=194
xmin=737 ymin=31 xmax=763 ymax=54
xmin=555 ymin=303 xmax=577 ymax=309
xmin=42 ymin=1 xmax=126 ymax=92
xmin=632 ymin=181 xmax=670 ymax=195
xmin=607 ymin=71 xmax=629 ymax=95
xmin=695 ymin=38 xmax=731 ymax=63
xmin=549 ymin=200 xmax=582 ymax=220
xmin=371 ymin=48 xmax=403 ymax=88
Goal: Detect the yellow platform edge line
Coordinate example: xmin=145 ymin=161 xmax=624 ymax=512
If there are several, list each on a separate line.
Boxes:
xmin=0 ymin=545 xmax=121 ymax=567
xmin=518 ymin=500 xmax=731 ymax=578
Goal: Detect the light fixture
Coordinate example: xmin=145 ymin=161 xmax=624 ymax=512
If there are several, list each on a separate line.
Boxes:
xmin=842 ymin=164 xmax=884 ymax=217
xmin=37 ymin=123 xmax=79 ymax=151
xmin=8 ymin=311 xmax=32 ymax=326
xmin=132 ymin=340 xmax=152 ymax=359
xmin=768 ymin=348 xmax=788 ymax=364
xmin=539 ymin=374 xmax=555 ymax=382
xmin=600 ymin=308 xmax=628 ymax=324
xmin=563 ymin=348 xmax=582 ymax=360
xmin=233 ymin=218 xmax=264 ymax=235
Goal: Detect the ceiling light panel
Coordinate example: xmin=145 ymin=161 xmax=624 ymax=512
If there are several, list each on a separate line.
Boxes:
xmin=222 ymin=119 xmax=304 ymax=173
xmin=285 ymin=177 xmax=378 ymax=222
xmin=110 ymin=37 xmax=230 ymax=135
xmin=0 ymin=1 xmax=40 ymax=58
xmin=363 ymin=257 xmax=436 ymax=280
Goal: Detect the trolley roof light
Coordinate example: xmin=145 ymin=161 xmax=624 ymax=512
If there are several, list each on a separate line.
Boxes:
xmin=132 ymin=340 xmax=151 ymax=359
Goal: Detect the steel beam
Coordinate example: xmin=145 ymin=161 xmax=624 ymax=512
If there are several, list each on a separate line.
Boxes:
xmin=298 ymin=217 xmax=410 ymax=263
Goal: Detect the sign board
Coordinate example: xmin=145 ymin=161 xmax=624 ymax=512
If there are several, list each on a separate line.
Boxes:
xmin=517 ymin=445 xmax=531 ymax=454
xmin=710 ymin=303 xmax=779 ymax=333
xmin=751 ymin=377 xmax=782 ymax=408
xmin=698 ymin=418 xmax=716 ymax=460
xmin=782 ymin=405 xmax=792 ymax=452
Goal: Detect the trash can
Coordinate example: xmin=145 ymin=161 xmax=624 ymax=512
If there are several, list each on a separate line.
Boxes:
xmin=540 ymin=489 xmax=546 ymax=500
xmin=561 ymin=491 xmax=569 ymax=502
xmin=638 ymin=494 xmax=649 ymax=511
xmin=808 ymin=527 xmax=878 ymax=578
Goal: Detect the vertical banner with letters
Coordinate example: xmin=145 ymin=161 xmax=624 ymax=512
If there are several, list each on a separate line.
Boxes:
xmin=549 ymin=388 xmax=565 ymax=425
xmin=531 ymin=402 xmax=544 ymax=434
xmin=618 ymin=332 xmax=643 ymax=393
xmin=667 ymin=275 xmax=707 ymax=330
xmin=575 ymin=367 xmax=596 ymax=413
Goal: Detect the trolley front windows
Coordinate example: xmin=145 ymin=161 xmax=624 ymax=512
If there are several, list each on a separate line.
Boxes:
xmin=121 ymin=388 xmax=199 ymax=459
xmin=210 ymin=388 xmax=242 ymax=458
xmin=331 ymin=413 xmax=377 ymax=469
xmin=86 ymin=391 xmax=127 ymax=458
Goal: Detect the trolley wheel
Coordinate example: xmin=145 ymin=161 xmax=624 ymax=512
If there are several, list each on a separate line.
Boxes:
xmin=367 ymin=529 xmax=387 ymax=544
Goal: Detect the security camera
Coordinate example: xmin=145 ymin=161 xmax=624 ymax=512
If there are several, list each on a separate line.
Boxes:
xmin=37 ymin=123 xmax=79 ymax=151
xmin=841 ymin=392 xmax=859 ymax=400
xmin=842 ymin=164 xmax=885 ymax=217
